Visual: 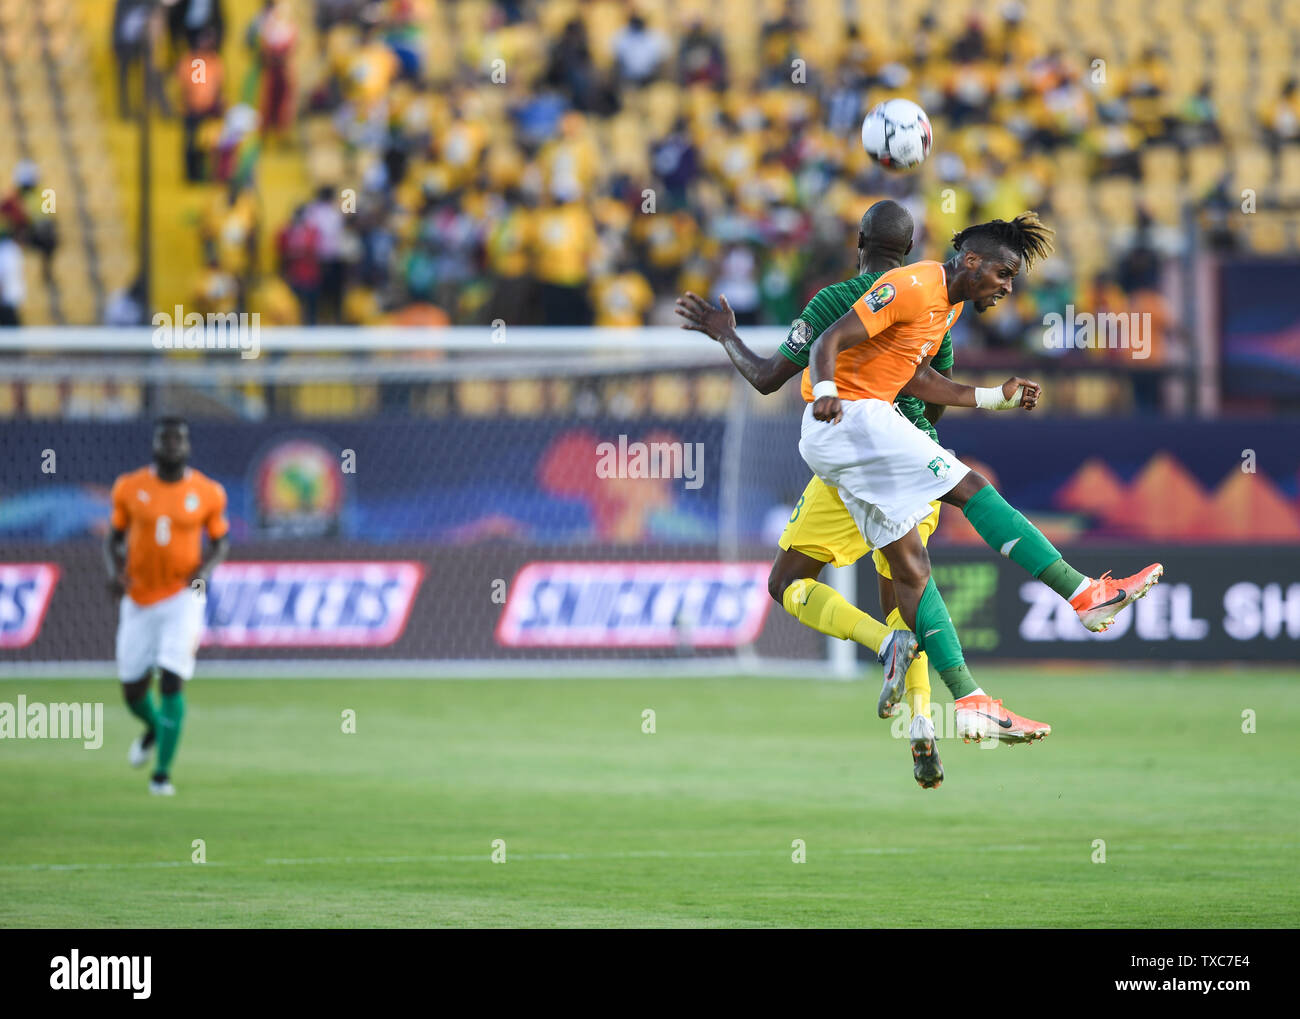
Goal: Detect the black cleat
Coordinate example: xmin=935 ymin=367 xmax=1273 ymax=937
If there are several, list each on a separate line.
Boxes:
xmin=910 ymin=714 xmax=943 ymax=789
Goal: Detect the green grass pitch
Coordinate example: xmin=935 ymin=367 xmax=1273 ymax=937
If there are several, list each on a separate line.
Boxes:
xmin=1 ymin=668 xmax=1296 ymax=928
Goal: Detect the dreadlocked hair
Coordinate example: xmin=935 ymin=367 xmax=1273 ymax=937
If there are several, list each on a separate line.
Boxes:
xmin=951 ymin=212 xmax=1055 ymax=272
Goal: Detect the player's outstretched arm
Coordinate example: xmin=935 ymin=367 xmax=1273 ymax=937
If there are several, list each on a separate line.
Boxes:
xmin=809 ymin=308 xmax=870 ymax=423
xmin=675 ymin=292 xmax=801 ymax=395
xmin=900 ymin=364 xmax=1041 ymax=411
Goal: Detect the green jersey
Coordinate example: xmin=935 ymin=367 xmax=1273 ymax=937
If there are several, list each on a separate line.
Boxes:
xmin=777 ymin=270 xmax=953 ymax=442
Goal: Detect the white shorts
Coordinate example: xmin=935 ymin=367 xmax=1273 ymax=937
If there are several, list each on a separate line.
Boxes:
xmin=116 ymin=587 xmax=207 ymax=682
xmin=798 ymin=398 xmax=970 ymax=549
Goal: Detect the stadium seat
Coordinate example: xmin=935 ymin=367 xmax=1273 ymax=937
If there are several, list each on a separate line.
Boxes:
xmin=1278 ymin=148 xmax=1300 ymax=202
xmin=24 ymin=380 xmax=63 ymax=418
xmin=1186 ymin=145 xmax=1228 ymax=197
xmin=505 ymin=379 xmax=546 ymax=417
xmin=1244 ymin=214 xmax=1290 ymax=254
xmin=1231 ymin=146 xmax=1276 ymax=200
xmin=650 ymin=374 xmax=690 ymax=418
xmin=456 ymin=379 xmax=500 ymax=417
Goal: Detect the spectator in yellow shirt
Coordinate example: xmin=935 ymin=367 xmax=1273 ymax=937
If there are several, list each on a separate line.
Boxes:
xmin=347 ymin=23 xmax=398 ymax=112
xmin=1262 ymin=78 xmax=1300 ymax=145
xmin=591 ymin=265 xmax=654 ymax=327
xmin=532 ymin=187 xmax=598 ymax=324
xmin=201 ymin=182 xmax=259 ymax=310
xmin=485 ymin=191 xmax=535 ymax=323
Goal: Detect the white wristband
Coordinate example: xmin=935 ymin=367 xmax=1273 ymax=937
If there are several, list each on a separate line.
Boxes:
xmin=975 ymin=385 xmax=1021 ymax=410
xmin=812 ymin=381 xmax=839 ymax=400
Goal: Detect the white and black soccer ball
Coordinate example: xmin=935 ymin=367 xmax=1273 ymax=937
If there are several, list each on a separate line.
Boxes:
xmin=861 ymin=98 xmax=933 ymax=171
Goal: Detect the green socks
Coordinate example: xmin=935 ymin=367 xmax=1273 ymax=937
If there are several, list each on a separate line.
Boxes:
xmin=914 ymin=578 xmax=978 ymax=698
xmin=938 ymin=665 xmax=978 ymax=700
xmin=155 ymin=692 xmax=186 ymax=777
xmin=963 ymin=484 xmax=1086 ymax=599
xmin=1039 ymin=558 xmax=1088 ymax=601
xmin=125 ymin=690 xmax=159 ymax=734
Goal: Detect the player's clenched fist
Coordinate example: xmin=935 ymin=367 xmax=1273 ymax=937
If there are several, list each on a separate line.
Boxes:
xmin=1003 ymin=376 xmax=1041 ymax=410
xmin=812 ymin=395 xmax=843 ymax=423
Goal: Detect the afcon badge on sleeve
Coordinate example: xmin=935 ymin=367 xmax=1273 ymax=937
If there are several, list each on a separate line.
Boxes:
xmin=927 ymin=456 xmax=951 ymax=480
xmin=785 ymin=318 xmax=812 ymax=354
xmin=864 ymin=283 xmax=896 ymax=313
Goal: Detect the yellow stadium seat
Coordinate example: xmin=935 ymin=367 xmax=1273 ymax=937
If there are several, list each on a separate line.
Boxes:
xmin=1140 ymin=145 xmax=1181 ymax=186
xmin=113 ymin=381 xmax=143 ymax=417
xmin=1140 ymin=180 xmax=1181 ymax=227
xmin=1278 ymin=147 xmax=1300 ymax=201
xmin=1243 ymin=214 xmax=1289 ymax=254
xmin=650 ymin=374 xmax=690 ymax=417
xmin=291 ymin=382 xmax=378 ymax=419
xmin=1095 ymin=178 xmax=1137 ymax=228
xmin=1231 ymin=146 xmax=1275 ymax=199
xmin=601 ymin=377 xmax=649 ymax=416
xmin=1186 ymin=145 xmax=1228 ymax=196
xmin=24 ymin=381 xmax=63 ymax=417
xmin=693 ymin=371 xmax=731 ymax=411
xmin=505 ymin=379 xmax=546 ymax=416
xmin=65 ymin=379 xmax=107 ymax=418
xmin=456 ymin=379 xmax=500 ymax=417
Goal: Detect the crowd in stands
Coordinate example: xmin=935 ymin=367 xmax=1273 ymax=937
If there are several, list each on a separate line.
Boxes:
xmin=104 ymin=0 xmax=1300 ymax=372
xmin=0 ymin=163 xmax=58 ymax=327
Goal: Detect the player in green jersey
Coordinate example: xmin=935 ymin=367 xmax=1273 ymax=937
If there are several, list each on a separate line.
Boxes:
xmin=676 ymin=200 xmax=1037 ymax=787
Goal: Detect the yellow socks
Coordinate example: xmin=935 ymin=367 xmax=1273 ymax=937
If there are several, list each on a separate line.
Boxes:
xmin=782 ymin=578 xmax=891 ymax=654
xmin=904 ymin=652 xmax=932 ymax=720
xmin=778 ymin=579 xmax=933 ymax=715
xmin=887 ymin=607 xmax=932 ymax=720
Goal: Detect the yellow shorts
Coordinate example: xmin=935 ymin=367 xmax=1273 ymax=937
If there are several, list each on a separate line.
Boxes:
xmin=778 ymin=475 xmax=940 ymax=575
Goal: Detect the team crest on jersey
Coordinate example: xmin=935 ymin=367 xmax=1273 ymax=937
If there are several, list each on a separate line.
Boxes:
xmin=785 ymin=318 xmax=812 ymax=354
xmin=927 ymin=456 xmax=951 ymax=480
xmin=185 ymin=492 xmax=200 ymax=513
xmin=864 ymin=283 xmax=896 ymax=313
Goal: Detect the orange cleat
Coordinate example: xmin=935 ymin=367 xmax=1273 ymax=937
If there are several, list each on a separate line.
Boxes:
xmin=1070 ymin=564 xmax=1164 ymax=633
xmin=954 ymin=693 xmax=1051 ymax=744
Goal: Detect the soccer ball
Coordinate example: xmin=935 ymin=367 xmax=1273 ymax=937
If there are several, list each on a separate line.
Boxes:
xmin=861 ymin=99 xmax=933 ymax=171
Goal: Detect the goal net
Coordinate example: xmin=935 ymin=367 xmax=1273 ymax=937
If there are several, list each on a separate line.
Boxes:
xmin=1 ymin=327 xmax=851 ymax=676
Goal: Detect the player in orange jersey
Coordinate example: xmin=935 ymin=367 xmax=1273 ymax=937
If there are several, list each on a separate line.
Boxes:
xmin=803 ymin=213 xmax=1162 ymax=745
xmin=103 ymin=417 xmax=230 ymax=795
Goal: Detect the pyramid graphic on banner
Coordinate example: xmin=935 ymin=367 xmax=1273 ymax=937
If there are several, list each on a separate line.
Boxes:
xmin=1119 ymin=452 xmax=1214 ymax=538
xmin=1194 ymin=469 xmax=1300 ymax=540
xmin=1056 ymin=457 xmax=1128 ymax=516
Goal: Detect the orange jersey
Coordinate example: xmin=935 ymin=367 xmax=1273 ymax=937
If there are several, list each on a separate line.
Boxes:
xmin=110 ymin=466 xmax=229 ymax=606
xmin=801 ymin=261 xmax=962 ymax=403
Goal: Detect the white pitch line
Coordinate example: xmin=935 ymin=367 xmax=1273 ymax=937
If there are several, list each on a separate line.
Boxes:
xmin=0 ymin=843 xmax=1062 ymax=873
xmin=2 ymin=841 xmax=1284 ymax=874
